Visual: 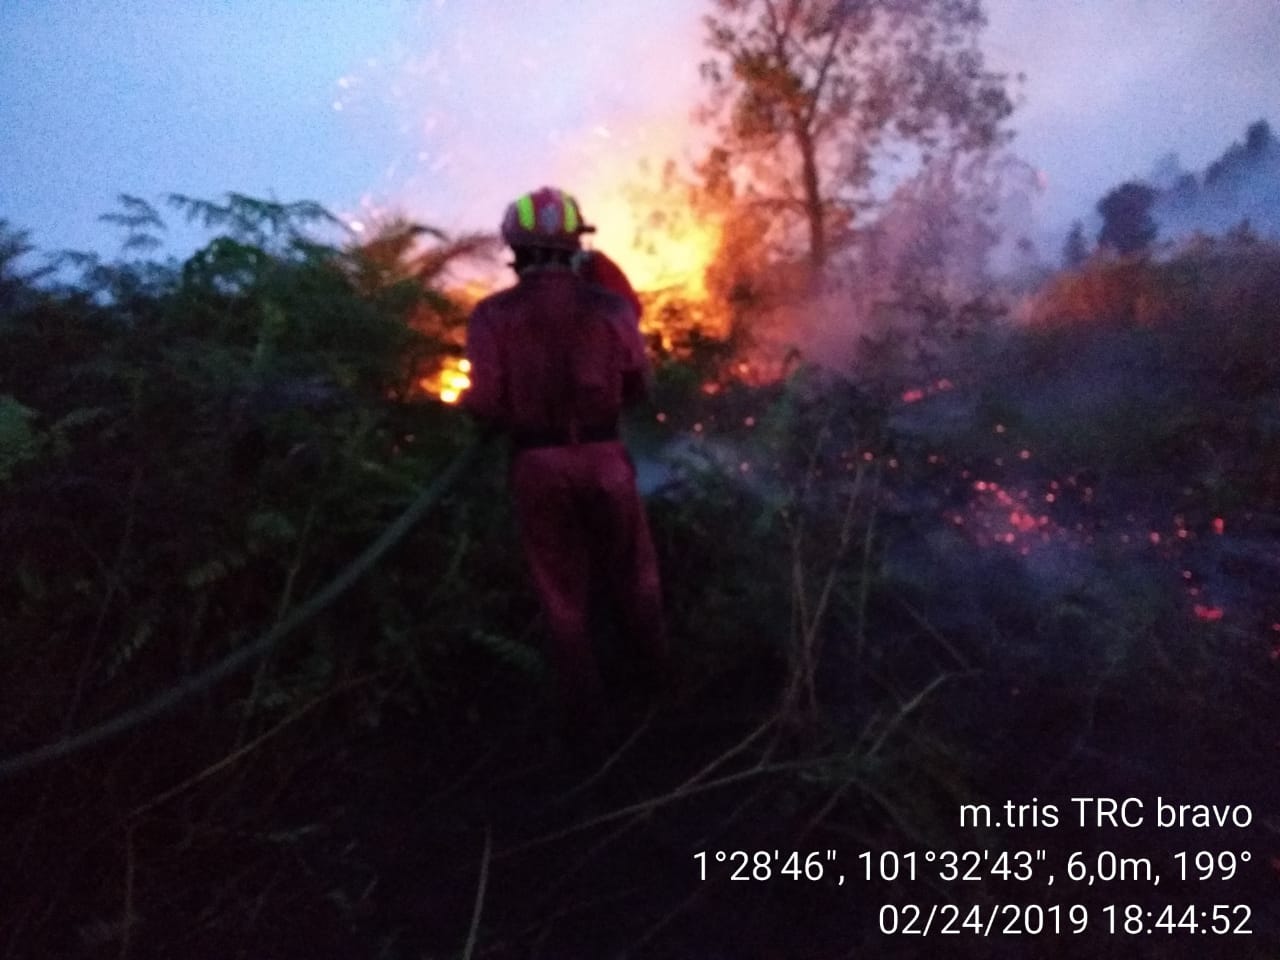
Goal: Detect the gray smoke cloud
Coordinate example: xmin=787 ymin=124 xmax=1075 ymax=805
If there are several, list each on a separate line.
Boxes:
xmin=1149 ymin=120 xmax=1280 ymax=242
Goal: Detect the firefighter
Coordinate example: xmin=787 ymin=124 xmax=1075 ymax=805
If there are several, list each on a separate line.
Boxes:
xmin=574 ymin=246 xmax=643 ymax=323
xmin=463 ymin=186 xmax=667 ymax=743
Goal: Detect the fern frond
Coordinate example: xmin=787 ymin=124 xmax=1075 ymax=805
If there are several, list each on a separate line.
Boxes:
xmin=98 ymin=194 xmax=166 ymax=233
xmin=469 ymin=629 xmax=545 ymax=677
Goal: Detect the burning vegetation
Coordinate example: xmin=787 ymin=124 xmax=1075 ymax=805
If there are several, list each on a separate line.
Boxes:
xmin=3 ymin=181 xmax=1279 ymax=960
xmin=2 ymin=5 xmax=1279 ymax=957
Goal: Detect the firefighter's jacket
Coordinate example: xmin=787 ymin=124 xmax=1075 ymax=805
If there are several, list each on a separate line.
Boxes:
xmin=463 ymin=266 xmax=648 ymax=436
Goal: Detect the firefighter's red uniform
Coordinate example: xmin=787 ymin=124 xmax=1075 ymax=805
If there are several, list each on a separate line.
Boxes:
xmin=464 ymin=191 xmax=665 ymax=726
xmin=580 ymin=249 xmax=642 ymax=321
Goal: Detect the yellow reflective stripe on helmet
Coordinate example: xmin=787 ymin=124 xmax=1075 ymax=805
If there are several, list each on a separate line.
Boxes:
xmin=516 ymin=194 xmax=536 ymax=230
xmin=561 ymin=191 xmax=579 ymax=233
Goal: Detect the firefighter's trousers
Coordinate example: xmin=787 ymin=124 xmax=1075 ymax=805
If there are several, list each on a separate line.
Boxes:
xmin=510 ymin=441 xmax=666 ymax=725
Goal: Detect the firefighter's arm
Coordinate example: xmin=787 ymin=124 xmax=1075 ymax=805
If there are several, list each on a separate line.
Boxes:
xmin=461 ymin=307 xmax=507 ymax=430
xmin=582 ymin=250 xmax=643 ymax=325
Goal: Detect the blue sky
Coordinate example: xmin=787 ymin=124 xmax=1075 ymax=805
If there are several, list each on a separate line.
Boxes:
xmin=2 ymin=1 xmax=1278 ymax=263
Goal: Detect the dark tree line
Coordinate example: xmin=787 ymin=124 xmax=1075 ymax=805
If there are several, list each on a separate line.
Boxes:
xmin=1084 ymin=119 xmax=1278 ymax=262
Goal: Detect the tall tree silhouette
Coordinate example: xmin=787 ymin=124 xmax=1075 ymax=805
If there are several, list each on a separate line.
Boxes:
xmin=697 ymin=0 xmax=1013 ymax=274
xmin=1062 ymin=219 xmax=1089 ymax=268
xmin=1097 ymin=181 xmax=1157 ymax=255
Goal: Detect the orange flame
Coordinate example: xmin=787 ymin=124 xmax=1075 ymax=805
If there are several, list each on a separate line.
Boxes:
xmin=575 ymin=162 xmax=734 ymax=354
xmin=590 ymin=192 xmax=722 ymax=301
xmin=420 ymin=357 xmax=471 ymax=404
xmin=415 ymin=171 xmax=731 ymax=403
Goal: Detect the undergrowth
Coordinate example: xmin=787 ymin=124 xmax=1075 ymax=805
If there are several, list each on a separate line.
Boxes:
xmin=0 ymin=210 xmax=1276 ymax=958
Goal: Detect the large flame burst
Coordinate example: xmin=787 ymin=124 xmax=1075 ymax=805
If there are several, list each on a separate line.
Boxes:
xmin=583 ymin=167 xmax=732 ymax=354
xmin=588 ymin=192 xmax=721 ymax=302
xmin=423 ymin=172 xmax=732 ymax=404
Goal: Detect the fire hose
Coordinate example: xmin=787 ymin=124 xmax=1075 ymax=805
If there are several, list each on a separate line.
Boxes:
xmin=0 ymin=437 xmax=485 ymax=780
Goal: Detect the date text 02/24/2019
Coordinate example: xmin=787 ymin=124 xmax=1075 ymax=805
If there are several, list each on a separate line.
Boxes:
xmin=878 ymin=903 xmax=1253 ymax=937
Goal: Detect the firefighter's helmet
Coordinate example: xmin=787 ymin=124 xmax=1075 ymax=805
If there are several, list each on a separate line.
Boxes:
xmin=501 ymin=186 xmax=596 ymax=250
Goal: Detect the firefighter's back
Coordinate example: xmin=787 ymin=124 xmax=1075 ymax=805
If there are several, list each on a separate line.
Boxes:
xmin=470 ymin=268 xmax=642 ymax=438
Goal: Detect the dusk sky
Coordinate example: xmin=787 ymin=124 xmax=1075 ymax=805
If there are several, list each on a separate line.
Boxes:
xmin=2 ymin=1 xmax=1278 ymax=266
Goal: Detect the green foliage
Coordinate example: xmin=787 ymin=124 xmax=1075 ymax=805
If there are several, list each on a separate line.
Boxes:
xmin=99 ymin=193 xmax=166 ymax=253
xmin=1 ymin=184 xmax=1275 ymax=959
xmin=168 ymin=192 xmax=342 ymax=251
xmin=1015 ymin=238 xmax=1280 ymax=504
xmin=650 ymin=451 xmax=788 ymax=669
xmin=0 ymin=193 xmax=512 ymax=743
xmin=467 ymin=628 xmax=547 ymax=678
xmin=0 ymin=219 xmax=50 ymax=310
xmin=0 ymin=395 xmax=43 ymax=482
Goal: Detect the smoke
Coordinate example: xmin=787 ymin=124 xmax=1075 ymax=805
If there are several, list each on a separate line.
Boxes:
xmin=1148 ymin=120 xmax=1280 ymax=242
xmin=742 ymin=151 xmax=1037 ymax=381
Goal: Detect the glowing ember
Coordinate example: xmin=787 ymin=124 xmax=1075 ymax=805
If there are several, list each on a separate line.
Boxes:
xmin=1008 ymin=510 xmax=1038 ymax=533
xmin=900 ymin=379 xmax=957 ymax=405
xmin=422 ymin=356 xmax=471 ymax=404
